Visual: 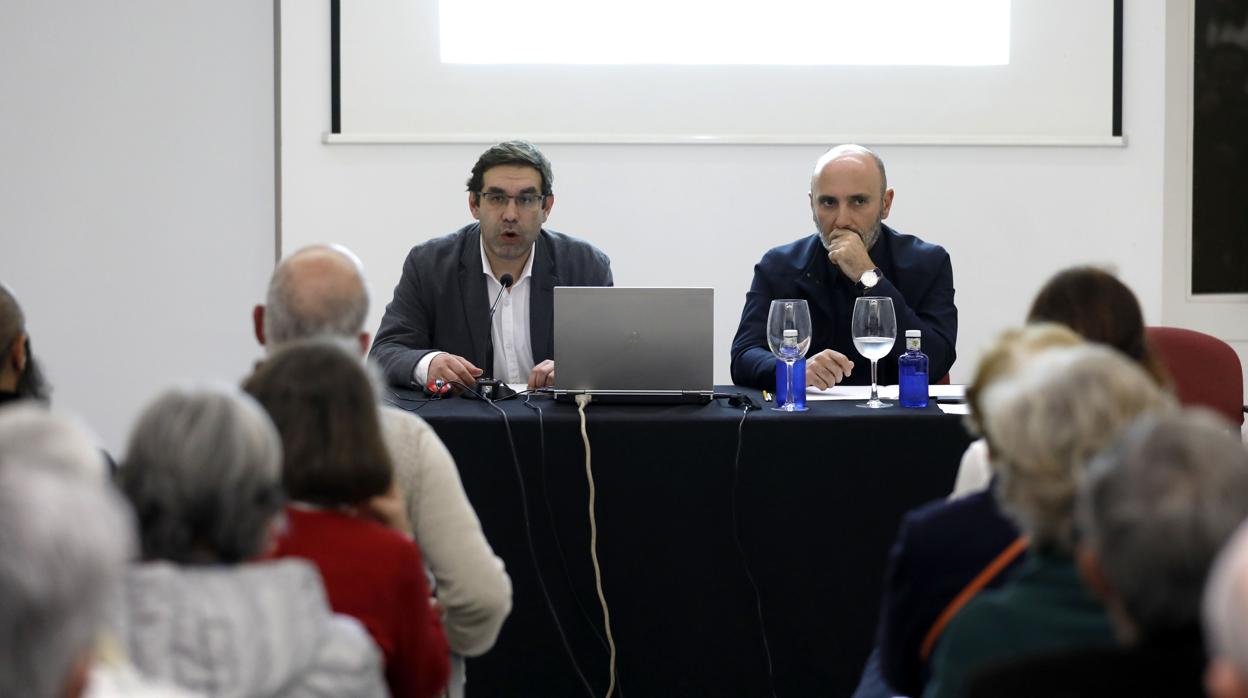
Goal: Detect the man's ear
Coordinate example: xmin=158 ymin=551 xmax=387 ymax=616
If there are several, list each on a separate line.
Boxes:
xmin=540 ymin=193 xmax=555 ymax=223
xmin=880 ymin=187 xmax=895 ymax=219
xmin=357 ymin=332 xmax=371 ymax=358
xmin=253 ymin=305 xmax=266 ymax=347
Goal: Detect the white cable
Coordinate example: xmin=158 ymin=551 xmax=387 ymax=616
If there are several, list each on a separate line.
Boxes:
xmin=575 ymin=393 xmax=617 ymax=698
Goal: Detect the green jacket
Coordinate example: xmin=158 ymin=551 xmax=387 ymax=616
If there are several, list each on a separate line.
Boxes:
xmin=922 ymin=552 xmax=1115 ymax=698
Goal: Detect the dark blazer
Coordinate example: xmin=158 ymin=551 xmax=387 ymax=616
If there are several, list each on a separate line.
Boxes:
xmin=875 ymin=488 xmax=1024 ymax=698
xmin=370 ymin=223 xmax=613 ymax=388
xmin=729 ymin=225 xmax=956 ymax=389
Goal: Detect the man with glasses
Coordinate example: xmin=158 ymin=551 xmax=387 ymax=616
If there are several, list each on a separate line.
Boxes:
xmin=730 ymin=144 xmax=957 ymax=390
xmin=371 ymin=140 xmax=613 ymax=392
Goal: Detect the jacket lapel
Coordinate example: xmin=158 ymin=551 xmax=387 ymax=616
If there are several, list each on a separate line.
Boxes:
xmin=529 ymin=231 xmax=556 ymax=362
xmin=459 ymin=224 xmax=491 ymax=365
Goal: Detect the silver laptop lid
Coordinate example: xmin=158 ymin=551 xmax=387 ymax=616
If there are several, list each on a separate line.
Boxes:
xmin=554 ymin=287 xmax=714 ymax=394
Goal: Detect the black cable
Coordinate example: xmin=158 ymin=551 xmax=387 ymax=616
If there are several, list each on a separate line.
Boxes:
xmin=469 ymin=384 xmax=598 ymax=698
xmin=729 ymin=404 xmax=778 ymax=698
xmin=384 ymin=388 xmax=439 ymax=413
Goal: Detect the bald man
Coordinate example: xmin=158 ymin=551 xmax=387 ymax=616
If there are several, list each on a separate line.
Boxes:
xmin=730 ymin=144 xmax=957 ymax=390
xmin=252 ymin=245 xmax=512 ymax=698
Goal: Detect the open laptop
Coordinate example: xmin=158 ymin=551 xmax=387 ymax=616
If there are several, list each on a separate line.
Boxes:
xmin=552 ymin=287 xmax=715 ymax=405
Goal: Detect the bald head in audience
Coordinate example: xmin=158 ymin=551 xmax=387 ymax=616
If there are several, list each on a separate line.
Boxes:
xmin=253 ymin=244 xmax=370 ymax=355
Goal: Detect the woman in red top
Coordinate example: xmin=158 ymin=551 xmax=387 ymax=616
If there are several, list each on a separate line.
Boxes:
xmin=245 ymin=339 xmax=450 ymax=698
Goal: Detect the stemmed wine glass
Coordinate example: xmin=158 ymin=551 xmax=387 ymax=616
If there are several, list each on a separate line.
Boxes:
xmin=852 ymin=296 xmax=896 ymax=409
xmin=767 ymin=299 xmax=812 ymax=412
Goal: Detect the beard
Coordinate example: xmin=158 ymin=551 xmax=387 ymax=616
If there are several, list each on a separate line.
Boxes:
xmin=818 ymin=214 xmax=884 ymax=251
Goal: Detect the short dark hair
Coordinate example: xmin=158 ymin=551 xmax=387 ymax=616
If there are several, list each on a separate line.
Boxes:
xmin=0 ymin=283 xmax=50 ymax=402
xmin=243 ymin=339 xmax=392 ymax=507
xmin=466 ymin=140 xmax=554 ymax=198
xmin=1027 ymin=266 xmax=1168 ymax=385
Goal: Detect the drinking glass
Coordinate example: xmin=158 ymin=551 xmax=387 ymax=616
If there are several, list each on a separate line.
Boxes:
xmin=766 ymin=299 xmax=812 ymax=412
xmin=852 ymin=296 xmax=896 ymax=409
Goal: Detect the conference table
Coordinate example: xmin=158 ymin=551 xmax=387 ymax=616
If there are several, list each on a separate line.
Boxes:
xmin=390 ymin=386 xmax=973 ymax=698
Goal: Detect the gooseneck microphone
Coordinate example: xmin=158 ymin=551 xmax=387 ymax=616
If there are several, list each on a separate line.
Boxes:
xmin=465 ymin=273 xmax=517 ymax=400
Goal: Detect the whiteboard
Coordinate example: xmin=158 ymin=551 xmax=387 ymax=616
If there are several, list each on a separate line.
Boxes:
xmin=334 ymin=0 xmax=1120 ymax=144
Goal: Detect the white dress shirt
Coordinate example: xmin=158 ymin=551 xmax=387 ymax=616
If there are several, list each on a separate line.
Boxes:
xmin=414 ymin=238 xmax=537 ymax=386
xmin=481 ymin=238 xmax=535 ymax=384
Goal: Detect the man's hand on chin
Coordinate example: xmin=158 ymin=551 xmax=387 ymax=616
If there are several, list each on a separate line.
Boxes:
xmin=824 ymin=228 xmax=875 ymax=281
xmin=806 ymin=349 xmax=855 ymax=390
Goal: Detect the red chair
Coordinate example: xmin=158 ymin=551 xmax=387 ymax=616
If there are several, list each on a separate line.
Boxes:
xmin=1146 ymin=326 xmax=1246 ymax=427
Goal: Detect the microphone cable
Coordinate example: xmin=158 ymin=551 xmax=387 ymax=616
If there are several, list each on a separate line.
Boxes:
xmin=723 ymin=395 xmax=778 ymax=698
xmin=452 ymin=381 xmax=599 ymax=698
xmin=383 ymin=387 xmax=439 ymax=413
xmin=574 ymin=394 xmax=618 ymax=698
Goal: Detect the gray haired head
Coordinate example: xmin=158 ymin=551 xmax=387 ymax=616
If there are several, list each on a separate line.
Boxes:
xmin=983 ymin=344 xmax=1172 ymax=553
xmin=119 ymin=385 xmax=284 ymax=564
xmin=0 ymin=464 xmax=135 ymax=698
xmin=1080 ymin=409 xmax=1248 ymax=640
xmin=0 ymin=403 xmax=108 ymax=483
xmin=263 ymin=244 xmax=369 ymax=350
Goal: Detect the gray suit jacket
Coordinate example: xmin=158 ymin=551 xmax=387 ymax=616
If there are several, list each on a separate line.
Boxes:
xmin=370 ymin=223 xmax=613 ymax=387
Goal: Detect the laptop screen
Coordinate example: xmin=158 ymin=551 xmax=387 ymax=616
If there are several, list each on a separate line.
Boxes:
xmin=554 ymin=287 xmax=714 ymax=395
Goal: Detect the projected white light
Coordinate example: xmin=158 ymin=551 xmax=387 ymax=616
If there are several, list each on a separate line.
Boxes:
xmin=439 ymin=0 xmax=1009 ymax=65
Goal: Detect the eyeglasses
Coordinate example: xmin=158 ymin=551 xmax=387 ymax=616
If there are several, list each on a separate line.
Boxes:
xmin=477 ymin=192 xmax=547 ymax=210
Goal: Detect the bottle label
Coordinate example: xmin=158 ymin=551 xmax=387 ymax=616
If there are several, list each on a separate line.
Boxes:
xmin=906 ymin=337 xmax=921 ymax=351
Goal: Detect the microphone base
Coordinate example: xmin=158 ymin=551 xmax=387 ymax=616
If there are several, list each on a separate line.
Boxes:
xmin=462 ymin=378 xmax=516 ymax=401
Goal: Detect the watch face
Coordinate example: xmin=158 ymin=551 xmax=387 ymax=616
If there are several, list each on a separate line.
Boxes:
xmin=861 ymin=269 xmax=880 ymax=288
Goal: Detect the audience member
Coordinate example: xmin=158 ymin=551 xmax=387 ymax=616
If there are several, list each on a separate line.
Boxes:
xmin=966 ymin=409 xmax=1248 ymax=697
xmin=254 ymin=243 xmax=511 ymax=696
xmin=730 ymin=144 xmax=956 ymax=389
xmin=0 ymin=402 xmax=107 ymax=482
xmin=118 ymin=385 xmax=387 ymax=697
xmin=950 ymin=265 xmax=1168 ymax=498
xmin=1206 ymin=520 xmax=1248 ymax=698
xmin=244 ymin=340 xmax=451 ymax=698
xmin=853 ymin=324 xmax=1082 ymax=698
xmin=370 ymin=140 xmax=613 ymax=391
xmin=0 ymin=464 xmax=133 ymax=698
xmin=923 ymin=346 xmax=1172 ymax=698
xmin=0 ymin=282 xmax=50 ymax=403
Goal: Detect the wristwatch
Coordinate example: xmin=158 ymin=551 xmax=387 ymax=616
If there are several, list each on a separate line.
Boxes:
xmin=858 ymin=267 xmax=882 ymax=292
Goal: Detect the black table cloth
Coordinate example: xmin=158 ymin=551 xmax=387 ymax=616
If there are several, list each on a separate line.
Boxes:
xmin=389 ymin=386 xmax=973 ymax=698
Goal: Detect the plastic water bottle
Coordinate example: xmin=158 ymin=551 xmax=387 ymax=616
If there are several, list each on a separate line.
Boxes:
xmin=775 ymin=330 xmax=806 ymax=410
xmin=899 ymin=329 xmax=929 ymax=408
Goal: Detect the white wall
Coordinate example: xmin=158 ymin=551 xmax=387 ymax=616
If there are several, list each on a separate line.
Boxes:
xmin=4 ymin=1 xmax=1235 ymax=461
xmin=281 ymin=1 xmax=1169 ymax=389
xmin=0 ymin=1 xmax=276 ymax=454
